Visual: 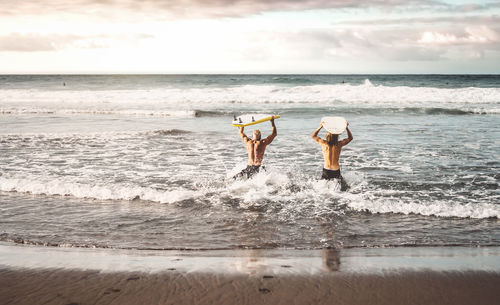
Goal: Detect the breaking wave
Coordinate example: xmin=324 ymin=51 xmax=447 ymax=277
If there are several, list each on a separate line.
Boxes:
xmin=0 ymin=176 xmax=200 ymax=204
xmin=1 ymin=172 xmax=498 ymax=219
xmin=0 ymin=80 xmax=498 ymax=116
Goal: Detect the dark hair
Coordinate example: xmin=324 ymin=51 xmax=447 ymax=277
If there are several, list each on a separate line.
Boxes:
xmin=326 ymin=133 xmax=338 ymax=146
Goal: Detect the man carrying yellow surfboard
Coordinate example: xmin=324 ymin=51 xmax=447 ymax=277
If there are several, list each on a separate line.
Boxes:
xmin=234 ymin=117 xmax=277 ymax=179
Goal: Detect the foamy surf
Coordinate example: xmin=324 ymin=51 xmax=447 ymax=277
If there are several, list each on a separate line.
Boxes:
xmin=346 ymin=195 xmax=500 ymax=219
xmin=0 ymin=108 xmax=200 ymax=117
xmin=1 ymin=171 xmax=496 ymax=220
xmin=0 ymin=176 xmax=200 ymax=204
xmin=1 ymin=81 xmax=499 ymax=114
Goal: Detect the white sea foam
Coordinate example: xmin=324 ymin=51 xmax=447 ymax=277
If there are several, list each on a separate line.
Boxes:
xmin=346 ymin=195 xmax=500 ymax=219
xmin=1 ymin=165 xmax=498 ymax=220
xmin=0 ymin=176 xmax=200 ymax=204
xmin=0 ymin=82 xmax=499 ymax=115
xmin=0 ymin=108 xmax=198 ymax=117
xmin=222 ymin=168 xmax=498 ymax=219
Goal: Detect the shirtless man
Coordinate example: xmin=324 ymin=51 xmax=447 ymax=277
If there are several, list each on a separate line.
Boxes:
xmin=235 ymin=117 xmax=277 ymax=179
xmin=312 ymin=122 xmax=353 ymax=190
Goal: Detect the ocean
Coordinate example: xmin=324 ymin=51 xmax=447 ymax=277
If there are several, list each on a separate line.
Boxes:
xmin=0 ymin=74 xmax=498 ymax=250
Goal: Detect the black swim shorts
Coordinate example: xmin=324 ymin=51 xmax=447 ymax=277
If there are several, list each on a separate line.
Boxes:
xmin=321 ymin=168 xmax=342 ymax=180
xmin=321 ymin=168 xmax=350 ymax=191
xmin=234 ymin=165 xmax=264 ymax=179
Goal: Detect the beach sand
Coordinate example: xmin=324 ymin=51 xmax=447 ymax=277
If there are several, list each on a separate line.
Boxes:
xmin=1 ymin=244 xmax=499 ymax=305
xmin=2 ymin=268 xmax=500 ymax=305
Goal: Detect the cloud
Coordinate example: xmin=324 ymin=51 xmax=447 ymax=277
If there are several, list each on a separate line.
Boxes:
xmin=329 ymin=25 xmax=500 ymax=62
xmin=335 ymin=15 xmax=500 ymax=27
xmin=331 ymin=29 xmax=447 ymax=61
xmin=329 ymin=12 xmax=500 ymax=60
xmin=230 ymin=27 xmax=448 ymax=63
xmin=451 ymin=1 xmax=500 ymax=13
xmin=0 ymin=33 xmax=78 ymax=52
xmin=0 ymin=33 xmax=153 ymax=52
xmin=418 ymin=26 xmax=500 ymax=45
xmin=2 ymin=0 xmax=499 ymax=72
xmin=383 ymin=47 xmax=445 ymax=61
xmin=0 ymin=0 xmax=444 ymax=19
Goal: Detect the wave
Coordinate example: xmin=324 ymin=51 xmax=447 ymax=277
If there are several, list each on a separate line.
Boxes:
xmin=0 ymin=234 xmax=113 ymax=249
xmin=269 ymin=75 xmax=319 ymax=85
xmin=0 ymin=128 xmax=194 ymax=140
xmin=0 ymin=176 xmax=200 ymax=204
xmin=0 ymin=108 xmax=198 ymax=117
xmin=423 ymin=107 xmax=472 ymax=115
xmin=346 ymin=195 xmax=499 ymax=219
xmin=1 ymin=235 xmax=497 ymax=250
xmin=280 ymin=106 xmax=498 ymax=115
xmin=1 ymin=172 xmax=498 ymax=219
xmin=1 ymin=81 xmax=499 ymax=108
xmin=144 ymin=129 xmax=192 ymax=136
xmin=193 ymin=110 xmax=233 ymax=117
xmin=0 ymin=108 xmax=235 ymax=117
xmin=1 ymin=105 xmax=497 ymax=118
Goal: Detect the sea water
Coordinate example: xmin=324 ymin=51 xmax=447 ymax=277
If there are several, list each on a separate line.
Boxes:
xmin=0 ymin=75 xmax=499 ymax=250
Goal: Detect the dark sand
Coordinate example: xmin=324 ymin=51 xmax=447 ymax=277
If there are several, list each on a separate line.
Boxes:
xmin=1 ymin=244 xmax=500 ymax=305
xmin=1 ymin=268 xmax=500 ymax=305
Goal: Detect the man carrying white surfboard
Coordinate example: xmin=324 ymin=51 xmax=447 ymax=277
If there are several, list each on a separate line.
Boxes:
xmin=234 ymin=117 xmax=277 ymax=179
xmin=312 ymin=118 xmax=353 ymax=191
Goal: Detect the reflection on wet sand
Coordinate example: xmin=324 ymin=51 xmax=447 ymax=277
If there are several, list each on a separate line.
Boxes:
xmin=323 ymin=248 xmax=340 ymax=272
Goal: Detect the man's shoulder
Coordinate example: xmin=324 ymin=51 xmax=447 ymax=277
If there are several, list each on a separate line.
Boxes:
xmin=318 ymin=139 xmax=328 ymax=146
xmin=320 ymin=142 xmax=330 ymax=150
xmin=340 ymin=139 xmax=351 ymax=146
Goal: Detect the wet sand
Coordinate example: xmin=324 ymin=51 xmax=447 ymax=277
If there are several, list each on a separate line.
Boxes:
xmin=2 ymin=268 xmax=500 ymax=305
xmin=1 ymin=244 xmax=500 ymax=305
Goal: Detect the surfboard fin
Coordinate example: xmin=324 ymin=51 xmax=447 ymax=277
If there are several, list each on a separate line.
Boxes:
xmin=251 ymin=116 xmax=255 ymax=122
xmin=233 ymin=115 xmax=236 ymax=121
xmin=239 ymin=118 xmax=242 ymax=123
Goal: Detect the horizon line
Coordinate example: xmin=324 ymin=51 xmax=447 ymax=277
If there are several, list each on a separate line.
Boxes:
xmin=1 ymin=73 xmax=500 ymax=76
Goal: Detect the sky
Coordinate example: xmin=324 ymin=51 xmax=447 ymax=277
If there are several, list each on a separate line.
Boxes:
xmin=1 ymin=0 xmax=499 ymax=74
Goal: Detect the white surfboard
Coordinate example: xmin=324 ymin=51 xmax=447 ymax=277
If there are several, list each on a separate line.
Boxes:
xmin=232 ymin=114 xmax=280 ymax=127
xmin=321 ymin=116 xmax=347 ymax=134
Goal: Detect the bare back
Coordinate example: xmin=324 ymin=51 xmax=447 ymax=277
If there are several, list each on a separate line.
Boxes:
xmin=239 ymin=119 xmax=277 ymax=166
xmin=320 ymin=142 xmax=343 ymax=170
xmin=245 ymin=139 xmax=272 ymax=165
xmin=312 ymin=125 xmax=353 ymax=170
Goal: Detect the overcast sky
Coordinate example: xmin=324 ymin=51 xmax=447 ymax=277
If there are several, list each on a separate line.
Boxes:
xmin=1 ymin=0 xmax=499 ymax=73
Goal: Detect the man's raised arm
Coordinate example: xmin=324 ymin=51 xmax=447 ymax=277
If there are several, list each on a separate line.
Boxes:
xmin=341 ymin=123 xmax=353 ymax=146
xmin=312 ymin=124 xmax=324 ymax=144
xmin=264 ymin=117 xmax=277 ymax=144
xmin=239 ymin=126 xmax=249 ymax=143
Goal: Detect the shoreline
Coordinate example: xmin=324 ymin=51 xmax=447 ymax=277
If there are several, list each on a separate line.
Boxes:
xmin=1 ymin=243 xmax=500 ymax=304
xmin=2 ymin=242 xmax=500 ymax=273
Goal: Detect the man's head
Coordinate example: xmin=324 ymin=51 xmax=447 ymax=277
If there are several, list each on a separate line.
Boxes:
xmin=253 ymin=129 xmax=261 ymax=140
xmin=326 ymin=132 xmax=338 ymax=146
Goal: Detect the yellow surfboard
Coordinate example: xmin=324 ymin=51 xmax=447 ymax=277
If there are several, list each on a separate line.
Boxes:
xmin=232 ymin=114 xmax=280 ymax=127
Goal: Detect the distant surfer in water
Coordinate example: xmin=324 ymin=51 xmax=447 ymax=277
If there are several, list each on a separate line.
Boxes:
xmin=312 ymin=122 xmax=353 ymax=191
xmin=235 ymin=117 xmax=277 ymax=179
